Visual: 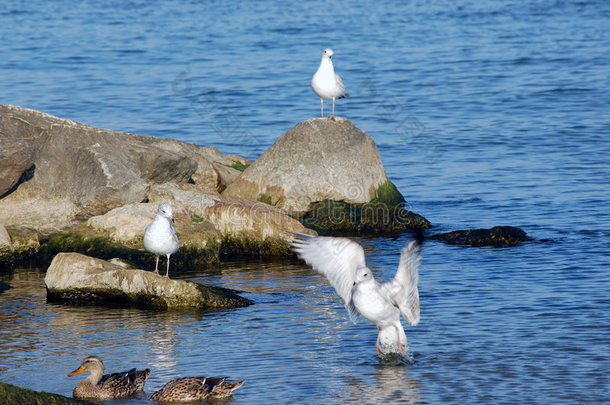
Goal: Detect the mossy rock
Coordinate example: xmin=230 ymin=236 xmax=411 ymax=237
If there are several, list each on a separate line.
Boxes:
xmin=0 ymin=381 xmax=92 ymax=405
xmin=301 ymin=200 xmax=430 ymax=235
xmin=46 ymin=283 xmax=252 ymax=311
xmin=1 ymin=212 xmax=302 ymax=269
xmin=230 ymin=161 xmax=250 ymax=172
xmin=193 ymin=284 xmax=254 ymax=310
xmin=431 ymin=226 xmax=529 ymax=247
xmin=38 ymin=232 xmax=220 ymax=273
xmin=372 ymin=180 xmax=406 ymax=207
xmin=256 ymin=193 xmax=273 ymax=205
xmin=219 ymin=235 xmax=293 ymax=257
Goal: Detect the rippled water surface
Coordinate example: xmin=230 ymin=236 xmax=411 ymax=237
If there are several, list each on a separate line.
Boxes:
xmin=1 ymin=1 xmax=609 ymax=404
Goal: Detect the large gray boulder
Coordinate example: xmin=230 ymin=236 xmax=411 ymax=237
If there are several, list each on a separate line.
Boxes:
xmin=0 ymin=105 xmax=248 ymax=233
xmin=223 ymin=117 xmax=400 ymax=214
xmin=223 ymin=117 xmax=430 ymax=233
xmin=44 ymin=252 xmax=253 ymax=310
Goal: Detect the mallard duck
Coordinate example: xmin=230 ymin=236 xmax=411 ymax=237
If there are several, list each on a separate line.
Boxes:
xmin=150 ymin=376 xmax=245 ymax=402
xmin=68 ymin=355 xmax=150 ymax=400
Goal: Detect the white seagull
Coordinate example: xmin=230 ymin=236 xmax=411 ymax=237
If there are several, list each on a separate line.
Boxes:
xmin=311 ymin=48 xmax=349 ymax=119
xmin=143 ymin=202 xmax=179 ymax=278
xmin=291 ymin=233 xmax=421 ymax=356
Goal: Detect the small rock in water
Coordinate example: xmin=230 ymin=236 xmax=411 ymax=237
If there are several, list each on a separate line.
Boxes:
xmin=431 ymin=226 xmax=529 ymax=247
xmin=44 ymin=252 xmax=253 ymax=310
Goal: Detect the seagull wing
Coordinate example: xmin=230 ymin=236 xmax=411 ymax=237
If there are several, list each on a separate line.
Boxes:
xmin=334 ymin=73 xmax=346 ymax=96
xmin=170 ymin=223 xmax=179 ymax=244
xmin=381 ymin=240 xmax=422 ymax=326
xmin=291 ymin=233 xmax=366 ymax=322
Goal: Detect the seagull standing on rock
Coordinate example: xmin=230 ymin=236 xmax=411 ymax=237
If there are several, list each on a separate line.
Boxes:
xmin=291 ymin=233 xmax=422 ymax=357
xmin=143 ymin=202 xmax=179 ymax=278
xmin=312 ymin=48 xmax=349 ymax=119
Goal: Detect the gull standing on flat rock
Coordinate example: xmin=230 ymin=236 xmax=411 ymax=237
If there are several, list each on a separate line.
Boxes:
xmin=143 ymin=202 xmax=179 ymax=278
xmin=312 ymin=48 xmax=349 ymax=119
xmin=291 ymin=233 xmax=422 ymax=357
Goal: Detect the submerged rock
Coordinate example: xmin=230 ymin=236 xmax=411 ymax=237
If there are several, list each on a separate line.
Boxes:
xmin=223 ymin=117 xmax=429 ymax=232
xmin=44 ymin=252 xmax=253 ymax=310
xmin=431 ymin=226 xmax=529 ymax=247
xmin=0 ymin=281 xmax=11 ymax=293
xmin=0 ymin=381 xmax=92 ymax=405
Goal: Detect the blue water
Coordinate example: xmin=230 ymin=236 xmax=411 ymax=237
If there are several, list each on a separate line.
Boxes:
xmin=1 ymin=1 xmax=609 ymax=404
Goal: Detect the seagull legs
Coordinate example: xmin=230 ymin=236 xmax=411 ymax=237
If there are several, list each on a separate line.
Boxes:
xmin=330 ymin=97 xmax=336 ymax=120
xmin=376 ymin=326 xmax=408 ymax=357
xmin=153 ymin=256 xmax=160 ymax=274
xmin=320 ymin=98 xmax=324 ymax=117
xmin=165 ymin=254 xmax=171 ymax=278
xmin=376 ymin=327 xmax=383 ymax=356
xmin=396 ymin=324 xmax=407 ymax=357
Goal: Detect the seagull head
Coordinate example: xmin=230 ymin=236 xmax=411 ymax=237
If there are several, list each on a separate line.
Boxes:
xmin=323 ymin=48 xmax=334 ymax=59
xmin=157 ymin=202 xmax=175 ymax=223
xmin=354 ymin=266 xmax=373 ymax=284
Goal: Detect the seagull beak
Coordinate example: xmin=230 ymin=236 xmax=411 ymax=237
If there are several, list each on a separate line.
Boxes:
xmin=68 ymin=366 xmax=86 ymax=377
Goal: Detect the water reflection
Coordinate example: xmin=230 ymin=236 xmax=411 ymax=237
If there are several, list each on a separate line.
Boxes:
xmin=337 ymin=360 xmax=422 ymax=405
xmin=372 ymin=364 xmax=421 ymax=404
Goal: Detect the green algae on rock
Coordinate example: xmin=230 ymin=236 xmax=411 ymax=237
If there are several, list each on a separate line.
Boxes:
xmin=301 ymin=200 xmax=430 ymax=235
xmin=0 ymin=381 xmax=93 ymax=405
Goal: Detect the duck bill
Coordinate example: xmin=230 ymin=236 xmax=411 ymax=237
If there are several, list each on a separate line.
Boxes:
xmin=68 ymin=366 xmax=86 ymax=377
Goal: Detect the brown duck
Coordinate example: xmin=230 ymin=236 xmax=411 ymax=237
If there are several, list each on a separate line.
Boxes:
xmin=68 ymin=355 xmax=150 ymax=400
xmin=150 ymin=376 xmax=245 ymax=402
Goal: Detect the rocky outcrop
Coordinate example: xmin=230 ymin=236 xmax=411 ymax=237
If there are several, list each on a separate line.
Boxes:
xmin=45 ymin=253 xmax=253 ymax=310
xmin=0 ymin=106 xmax=432 ymax=268
xmin=0 ymin=105 xmax=248 ymax=234
xmin=84 ymin=183 xmax=314 ymax=257
xmin=223 ymin=117 xmax=429 ymax=232
xmin=0 ymin=381 xmax=92 ymax=405
xmin=431 ymin=226 xmax=529 ymax=247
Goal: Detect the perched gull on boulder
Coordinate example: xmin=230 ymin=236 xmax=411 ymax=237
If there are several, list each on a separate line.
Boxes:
xmin=291 ymin=233 xmax=422 ymax=356
xmin=311 ymin=48 xmax=349 ymax=119
xmin=143 ymin=202 xmax=179 ymax=278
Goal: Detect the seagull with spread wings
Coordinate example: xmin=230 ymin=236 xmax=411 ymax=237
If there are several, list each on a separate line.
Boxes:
xmin=291 ymin=233 xmax=422 ymax=356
